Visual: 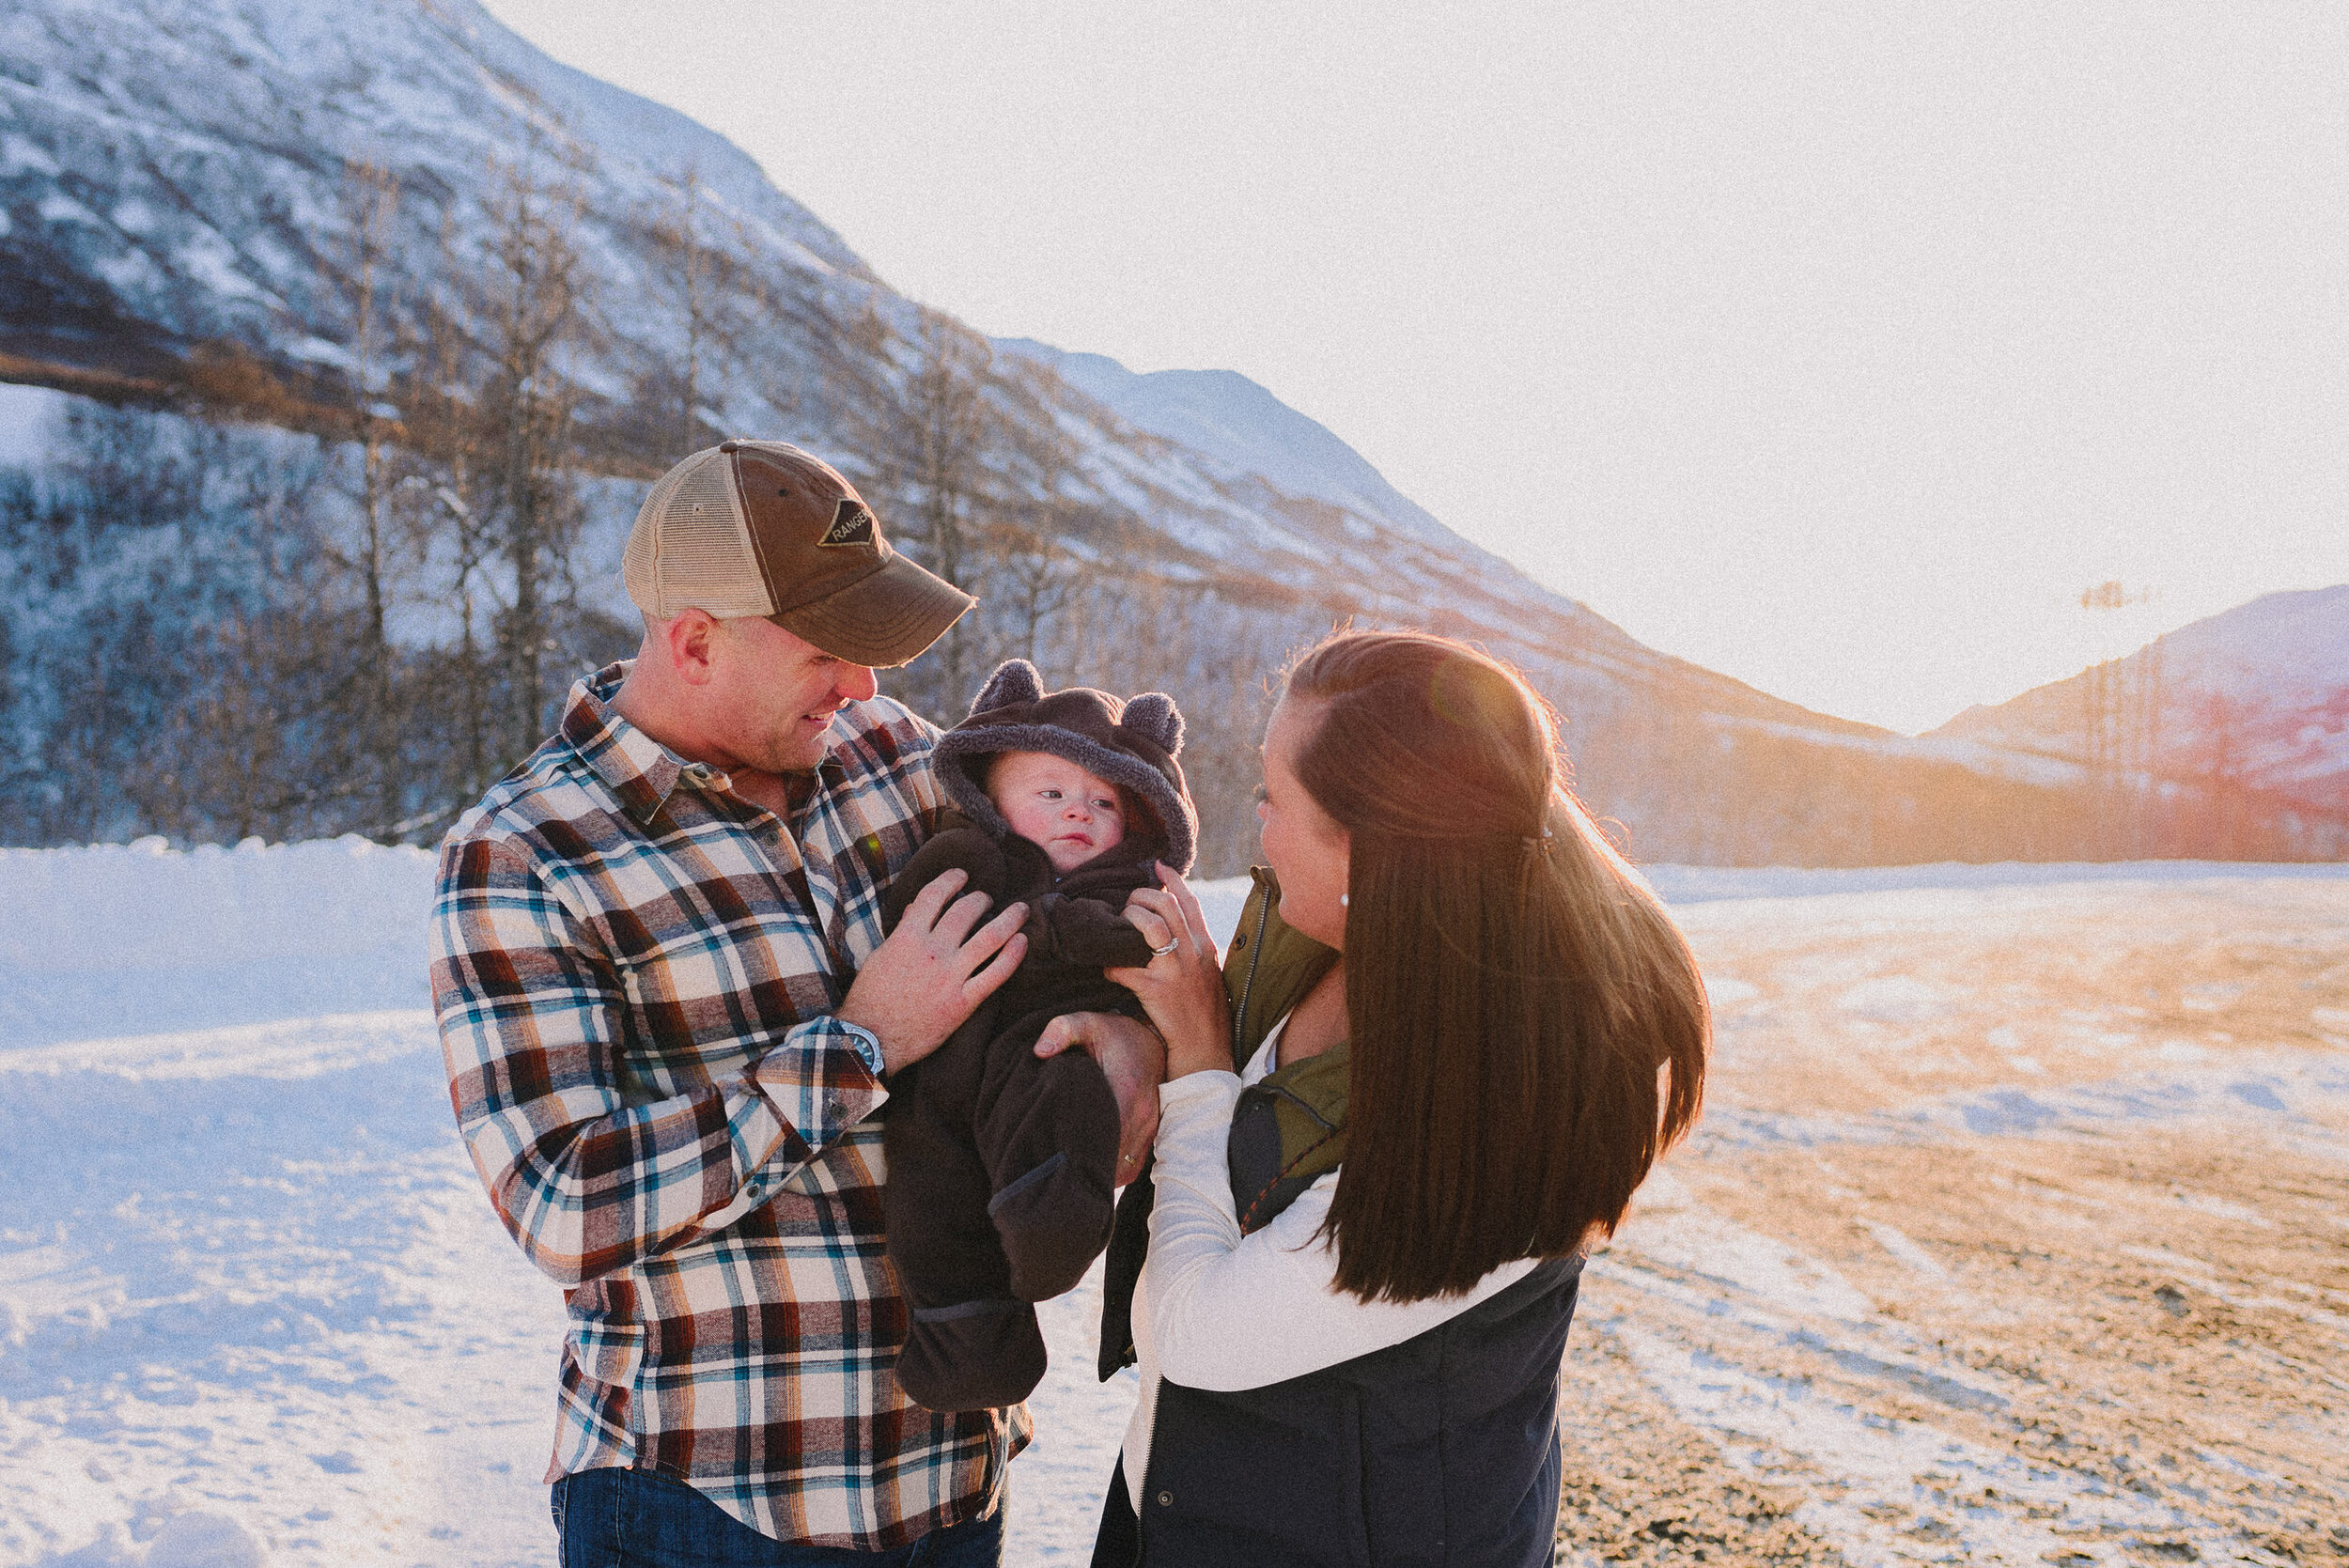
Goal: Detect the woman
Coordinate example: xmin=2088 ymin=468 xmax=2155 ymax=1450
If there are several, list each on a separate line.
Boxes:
xmin=1082 ymin=629 xmax=1709 ymax=1567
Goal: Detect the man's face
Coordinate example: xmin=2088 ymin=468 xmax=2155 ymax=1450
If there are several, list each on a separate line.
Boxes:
xmin=706 ymin=616 xmax=879 ymax=774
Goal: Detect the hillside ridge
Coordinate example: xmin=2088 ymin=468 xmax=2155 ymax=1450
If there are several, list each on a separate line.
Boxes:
xmin=2 ymin=0 xmax=2332 ymax=862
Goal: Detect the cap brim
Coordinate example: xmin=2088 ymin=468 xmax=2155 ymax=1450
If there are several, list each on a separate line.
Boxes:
xmin=771 ymin=553 xmax=976 ymax=668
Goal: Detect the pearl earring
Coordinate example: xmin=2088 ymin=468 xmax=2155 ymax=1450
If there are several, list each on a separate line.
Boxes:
xmin=1339 ymin=893 xmax=1349 ymax=908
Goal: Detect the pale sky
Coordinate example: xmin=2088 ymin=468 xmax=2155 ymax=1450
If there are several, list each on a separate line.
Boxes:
xmin=480 ymin=0 xmax=2349 ymax=734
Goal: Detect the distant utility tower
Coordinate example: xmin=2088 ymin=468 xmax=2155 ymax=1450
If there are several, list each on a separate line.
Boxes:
xmin=2078 ymin=581 xmax=2165 ymax=855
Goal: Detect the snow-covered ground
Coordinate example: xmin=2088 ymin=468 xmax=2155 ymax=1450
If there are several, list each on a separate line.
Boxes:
xmin=3 ymin=844 xmax=2345 ymax=1564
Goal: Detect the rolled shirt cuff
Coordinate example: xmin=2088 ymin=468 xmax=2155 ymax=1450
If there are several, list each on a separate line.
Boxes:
xmin=746 ymin=1017 xmax=891 ymax=1164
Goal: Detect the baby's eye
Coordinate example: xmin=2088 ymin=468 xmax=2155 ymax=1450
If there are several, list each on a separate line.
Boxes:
xmin=1092 ymin=796 xmax=1120 ymax=813
xmin=1038 ymin=788 xmax=1063 ymax=800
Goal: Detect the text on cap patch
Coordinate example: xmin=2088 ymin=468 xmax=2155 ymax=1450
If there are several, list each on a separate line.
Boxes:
xmin=818 ymin=499 xmax=877 ymax=548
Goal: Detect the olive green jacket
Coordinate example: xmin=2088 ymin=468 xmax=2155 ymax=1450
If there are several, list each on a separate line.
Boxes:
xmin=1096 ymin=866 xmax=1351 ymax=1376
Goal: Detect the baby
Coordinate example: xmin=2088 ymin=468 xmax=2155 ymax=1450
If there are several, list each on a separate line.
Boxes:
xmin=879 ymin=659 xmax=1196 ymax=1412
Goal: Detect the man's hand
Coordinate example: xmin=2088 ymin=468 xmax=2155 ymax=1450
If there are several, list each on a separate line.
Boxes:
xmin=1034 ymin=1011 xmax=1167 ymax=1183
xmin=837 ymin=869 xmax=1027 ymax=1075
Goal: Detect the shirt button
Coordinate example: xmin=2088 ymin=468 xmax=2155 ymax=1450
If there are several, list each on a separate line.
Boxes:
xmin=1156 ymin=1490 xmax=1174 ymax=1508
xmin=823 ymin=1098 xmax=844 ymax=1121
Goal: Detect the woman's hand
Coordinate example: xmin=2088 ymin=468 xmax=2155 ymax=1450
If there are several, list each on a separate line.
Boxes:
xmin=1110 ymin=863 xmax=1234 ymax=1079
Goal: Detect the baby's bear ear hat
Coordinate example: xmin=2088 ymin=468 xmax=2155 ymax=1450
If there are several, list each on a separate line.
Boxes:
xmin=968 ymin=658 xmax=1044 ymax=713
xmin=1120 ymin=691 xmax=1183 ymax=758
xmin=933 ymin=658 xmax=1198 ymax=873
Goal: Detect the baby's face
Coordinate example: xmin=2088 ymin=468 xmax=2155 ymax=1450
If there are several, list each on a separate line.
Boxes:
xmin=988 ymin=752 xmax=1126 ymax=872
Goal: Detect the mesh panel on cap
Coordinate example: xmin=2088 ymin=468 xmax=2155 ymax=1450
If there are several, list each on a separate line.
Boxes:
xmin=619 ymin=469 xmax=676 ymax=610
xmin=622 ymin=451 xmax=773 ymax=618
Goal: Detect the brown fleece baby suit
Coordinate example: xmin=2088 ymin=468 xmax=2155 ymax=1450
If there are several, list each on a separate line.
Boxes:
xmin=879 ymin=659 xmax=1197 ymax=1412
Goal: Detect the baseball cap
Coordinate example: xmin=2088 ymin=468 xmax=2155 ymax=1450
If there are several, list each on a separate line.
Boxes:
xmin=621 ymin=440 xmax=975 ymax=667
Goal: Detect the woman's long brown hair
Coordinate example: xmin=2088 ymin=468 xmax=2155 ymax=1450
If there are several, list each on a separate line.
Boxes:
xmin=1283 ymin=629 xmax=1709 ymax=1303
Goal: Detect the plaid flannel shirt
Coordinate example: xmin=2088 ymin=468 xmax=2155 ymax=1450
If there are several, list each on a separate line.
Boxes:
xmin=429 ymin=663 xmax=1028 ymax=1550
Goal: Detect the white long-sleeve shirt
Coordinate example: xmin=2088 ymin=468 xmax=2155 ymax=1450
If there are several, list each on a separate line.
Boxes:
xmin=1121 ymin=1020 xmax=1536 ymax=1491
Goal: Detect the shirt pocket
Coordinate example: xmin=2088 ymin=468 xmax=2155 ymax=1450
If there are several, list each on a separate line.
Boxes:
xmin=567 ymin=1313 xmax=646 ymax=1390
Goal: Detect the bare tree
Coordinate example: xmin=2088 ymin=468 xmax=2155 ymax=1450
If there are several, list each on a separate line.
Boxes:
xmin=644 ymin=168 xmax=765 ymax=457
xmin=475 ymin=148 xmax=589 ymax=763
xmin=663 ymin=170 xmax=713 ymax=455
xmin=897 ymin=314 xmax=995 ymax=699
xmin=986 ymin=522 xmax=1080 ymax=668
xmin=339 ymin=162 xmax=402 ymax=647
xmin=331 ymin=158 xmax=407 ymax=829
xmin=979 ymin=391 xmax=1094 ymax=667
xmin=395 ymin=201 xmax=504 ymax=813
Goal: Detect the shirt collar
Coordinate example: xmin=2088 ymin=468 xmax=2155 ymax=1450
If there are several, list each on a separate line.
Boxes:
xmin=561 ymin=661 xmax=690 ymax=826
xmin=559 ymin=660 xmax=846 ymax=827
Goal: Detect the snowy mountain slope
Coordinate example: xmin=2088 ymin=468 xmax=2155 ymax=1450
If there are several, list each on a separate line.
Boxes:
xmin=987 ymin=337 xmax=1904 ymax=738
xmin=994 ymin=337 xmax=1468 ymax=553
xmin=0 ymin=0 xmax=870 ymax=380
xmin=0 ymin=0 xmax=1887 ymax=725
xmin=1934 ymin=585 xmax=2349 ymax=807
xmin=4 ymin=0 xmax=2279 ymax=863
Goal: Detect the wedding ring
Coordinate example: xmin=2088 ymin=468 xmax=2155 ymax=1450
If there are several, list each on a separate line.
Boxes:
xmin=1150 ymin=939 xmax=1179 ymax=956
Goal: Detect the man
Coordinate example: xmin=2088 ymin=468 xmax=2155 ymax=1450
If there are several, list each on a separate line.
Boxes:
xmin=429 ymin=440 xmax=1161 ymax=1566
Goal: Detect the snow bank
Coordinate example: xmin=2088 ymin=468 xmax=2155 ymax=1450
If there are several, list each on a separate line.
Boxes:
xmin=1188 ymin=875 xmax=1251 ymax=948
xmin=0 ymin=837 xmax=437 ymax=973
xmin=0 ymin=845 xmax=1236 ymax=1053
xmin=0 ymin=837 xmax=438 ymax=1048
xmin=9 ymin=842 xmax=2341 ymax=1048
xmin=0 ymin=380 xmax=68 ymax=467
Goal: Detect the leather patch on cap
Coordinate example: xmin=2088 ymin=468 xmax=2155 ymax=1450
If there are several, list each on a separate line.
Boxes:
xmin=818 ymin=499 xmax=877 ymax=548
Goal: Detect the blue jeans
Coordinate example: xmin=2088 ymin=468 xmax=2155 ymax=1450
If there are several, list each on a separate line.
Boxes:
xmin=552 ymin=1467 xmax=1006 ymax=1568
